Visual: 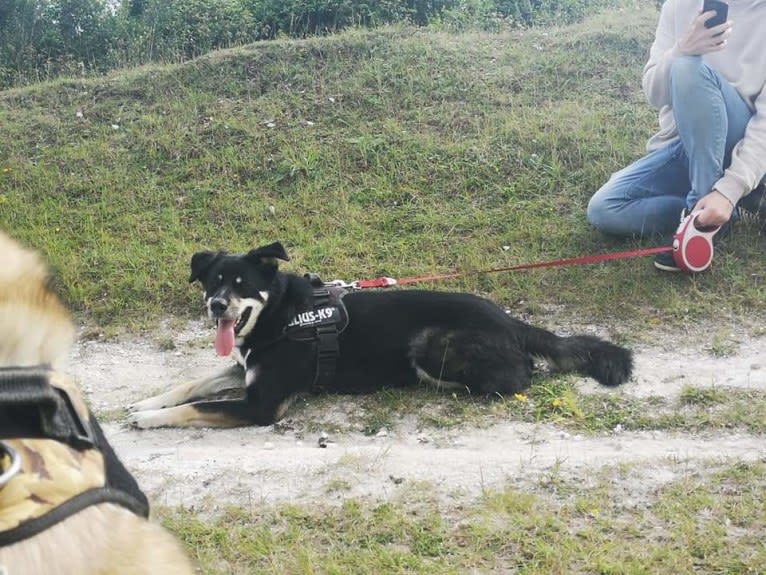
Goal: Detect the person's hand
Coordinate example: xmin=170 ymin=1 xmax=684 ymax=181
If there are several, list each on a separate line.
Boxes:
xmin=678 ymin=12 xmax=733 ymax=56
xmin=693 ymin=190 xmax=734 ymax=227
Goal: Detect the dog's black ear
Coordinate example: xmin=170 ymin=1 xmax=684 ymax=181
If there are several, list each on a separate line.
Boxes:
xmin=189 ymin=251 xmax=222 ymax=283
xmin=245 ymin=242 xmax=290 ymax=266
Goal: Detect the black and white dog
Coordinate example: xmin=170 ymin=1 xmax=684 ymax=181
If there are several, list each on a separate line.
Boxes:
xmin=128 ymin=242 xmax=632 ymax=428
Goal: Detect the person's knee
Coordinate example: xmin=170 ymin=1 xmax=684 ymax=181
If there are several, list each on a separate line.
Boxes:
xmin=586 ymin=194 xmax=603 ymax=228
xmin=587 ymin=187 xmax=612 ymax=232
xmin=670 ymin=55 xmax=710 ymax=95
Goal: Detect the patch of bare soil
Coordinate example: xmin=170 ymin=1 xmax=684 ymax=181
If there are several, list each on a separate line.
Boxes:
xmin=68 ymin=321 xmax=765 ymax=511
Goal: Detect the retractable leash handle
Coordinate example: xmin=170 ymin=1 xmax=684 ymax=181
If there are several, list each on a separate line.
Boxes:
xmin=672 ymin=211 xmax=721 ymax=273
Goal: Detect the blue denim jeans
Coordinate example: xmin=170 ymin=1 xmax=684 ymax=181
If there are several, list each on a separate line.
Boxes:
xmin=587 ymin=56 xmax=762 ymax=237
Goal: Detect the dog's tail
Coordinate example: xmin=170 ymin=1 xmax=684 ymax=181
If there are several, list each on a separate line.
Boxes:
xmin=519 ymin=322 xmax=632 ymax=387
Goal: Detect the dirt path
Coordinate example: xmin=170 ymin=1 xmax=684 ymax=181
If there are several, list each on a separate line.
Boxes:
xmin=68 ymin=321 xmax=765 ymax=511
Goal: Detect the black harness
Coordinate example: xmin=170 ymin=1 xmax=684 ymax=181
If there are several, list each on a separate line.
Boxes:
xmin=284 ymin=275 xmax=349 ymax=392
xmin=0 ymin=366 xmax=149 ymax=547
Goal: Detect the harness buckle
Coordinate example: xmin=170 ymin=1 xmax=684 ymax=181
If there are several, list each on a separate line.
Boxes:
xmin=0 ymin=441 xmax=21 ymax=489
xmin=54 ymin=387 xmax=96 ymax=449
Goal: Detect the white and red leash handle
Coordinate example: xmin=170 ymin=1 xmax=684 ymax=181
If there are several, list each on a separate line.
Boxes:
xmin=671 ymin=210 xmax=721 ymax=273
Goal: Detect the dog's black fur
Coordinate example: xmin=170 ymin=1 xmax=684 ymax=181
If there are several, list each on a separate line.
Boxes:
xmin=128 ymin=241 xmax=632 ymax=428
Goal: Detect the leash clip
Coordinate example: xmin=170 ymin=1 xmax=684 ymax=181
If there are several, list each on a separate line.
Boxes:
xmin=304 ymin=273 xmax=359 ymax=290
xmin=323 ymin=279 xmax=359 ymax=290
xmin=672 ymin=210 xmax=721 ymax=273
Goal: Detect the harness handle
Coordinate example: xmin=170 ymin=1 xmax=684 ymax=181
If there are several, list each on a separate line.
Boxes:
xmin=0 ymin=367 xmax=95 ymax=449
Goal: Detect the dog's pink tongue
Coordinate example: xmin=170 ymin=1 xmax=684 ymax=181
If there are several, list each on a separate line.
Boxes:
xmin=215 ymin=320 xmax=236 ymax=356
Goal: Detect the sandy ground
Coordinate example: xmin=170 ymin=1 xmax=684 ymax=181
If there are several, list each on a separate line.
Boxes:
xmin=68 ymin=320 xmax=765 ymax=512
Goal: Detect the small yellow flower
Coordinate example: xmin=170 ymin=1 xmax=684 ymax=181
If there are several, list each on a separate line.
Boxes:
xmin=551 ymin=398 xmax=562 ymax=408
xmin=2 ymin=167 xmax=10 ymax=173
xmin=513 ymin=393 xmax=527 ymax=402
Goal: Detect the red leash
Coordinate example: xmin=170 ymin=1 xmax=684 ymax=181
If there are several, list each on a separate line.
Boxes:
xmin=347 ymin=245 xmax=673 ymax=289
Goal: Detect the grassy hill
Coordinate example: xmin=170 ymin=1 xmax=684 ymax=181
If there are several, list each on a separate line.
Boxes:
xmin=1 ymin=5 xmax=764 ymax=329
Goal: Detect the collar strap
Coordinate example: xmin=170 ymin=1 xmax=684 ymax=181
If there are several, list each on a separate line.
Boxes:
xmin=0 ymin=366 xmax=95 ymax=449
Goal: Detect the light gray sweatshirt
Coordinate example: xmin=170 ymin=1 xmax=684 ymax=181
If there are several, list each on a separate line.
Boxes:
xmin=642 ymin=0 xmax=766 ymax=205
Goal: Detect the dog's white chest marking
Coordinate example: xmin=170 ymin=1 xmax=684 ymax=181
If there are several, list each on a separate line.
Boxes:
xmin=232 ymin=347 xmax=247 ymax=367
xmin=245 ymin=366 xmax=258 ymax=388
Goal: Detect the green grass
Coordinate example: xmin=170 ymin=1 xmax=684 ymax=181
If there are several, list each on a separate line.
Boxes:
xmin=157 ymin=460 xmax=766 ymax=574
xmin=1 ymin=5 xmax=764 ymax=328
xmin=282 ymin=378 xmax=766 ymax=437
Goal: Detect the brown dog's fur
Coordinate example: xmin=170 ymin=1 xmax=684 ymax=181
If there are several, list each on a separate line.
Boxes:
xmin=0 ymin=231 xmax=194 ymax=575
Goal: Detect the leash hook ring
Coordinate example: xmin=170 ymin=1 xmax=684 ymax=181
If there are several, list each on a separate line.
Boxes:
xmin=0 ymin=441 xmax=21 ymax=489
xmin=324 ymin=279 xmax=359 ymax=290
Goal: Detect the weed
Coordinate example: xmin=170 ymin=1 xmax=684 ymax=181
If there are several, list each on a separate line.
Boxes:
xmin=154 ymin=335 xmax=177 ymax=351
xmin=325 ymin=478 xmax=353 ymax=494
xmin=679 ymin=385 xmax=727 ymax=407
xmin=706 ymin=331 xmax=739 ymax=358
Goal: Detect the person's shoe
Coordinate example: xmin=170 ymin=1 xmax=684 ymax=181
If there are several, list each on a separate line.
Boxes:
xmin=737 ymin=184 xmax=766 ymax=221
xmin=654 ymin=250 xmax=681 ymax=272
xmin=654 ymin=210 xmax=688 ymax=272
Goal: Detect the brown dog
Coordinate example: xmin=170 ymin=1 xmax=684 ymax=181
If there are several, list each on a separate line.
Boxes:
xmin=0 ymin=231 xmax=194 ymax=575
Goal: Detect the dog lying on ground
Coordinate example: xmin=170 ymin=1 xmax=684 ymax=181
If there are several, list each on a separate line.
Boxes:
xmin=128 ymin=241 xmax=632 ymax=429
xmin=0 ymin=231 xmax=194 ymax=575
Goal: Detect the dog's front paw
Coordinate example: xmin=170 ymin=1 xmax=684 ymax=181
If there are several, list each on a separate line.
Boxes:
xmin=127 ymin=409 xmax=172 ymax=429
xmin=127 ymin=396 xmax=168 ymax=413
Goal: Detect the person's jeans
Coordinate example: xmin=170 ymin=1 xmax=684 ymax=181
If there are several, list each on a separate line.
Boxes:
xmin=587 ymin=55 xmax=762 ymax=237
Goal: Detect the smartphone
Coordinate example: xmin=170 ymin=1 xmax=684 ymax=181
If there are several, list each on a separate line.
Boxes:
xmin=703 ymin=0 xmax=728 ymax=28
